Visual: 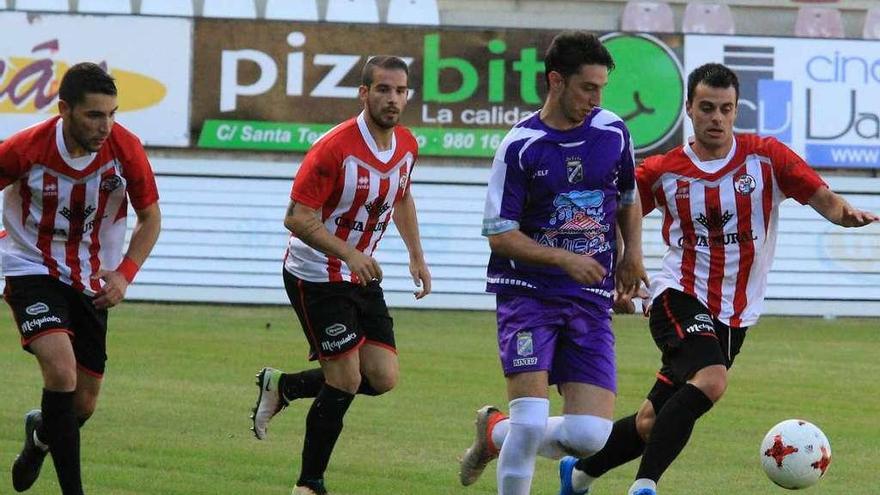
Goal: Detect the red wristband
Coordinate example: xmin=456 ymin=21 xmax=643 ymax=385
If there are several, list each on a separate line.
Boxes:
xmin=115 ymin=256 xmax=140 ymax=283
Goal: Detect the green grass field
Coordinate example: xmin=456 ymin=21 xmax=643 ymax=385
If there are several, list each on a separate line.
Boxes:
xmin=0 ymin=303 xmax=878 ymax=494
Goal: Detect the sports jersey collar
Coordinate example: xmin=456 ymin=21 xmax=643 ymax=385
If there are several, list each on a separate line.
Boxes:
xmin=683 ymin=136 xmax=738 ymax=174
xmin=357 ymin=111 xmax=396 ymax=164
xmin=55 ymin=118 xmax=98 ymax=171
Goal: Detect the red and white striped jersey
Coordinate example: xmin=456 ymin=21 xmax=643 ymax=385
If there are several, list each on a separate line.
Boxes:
xmin=0 ymin=116 xmax=159 ymax=295
xmin=638 ymin=134 xmax=826 ymax=327
xmin=284 ymin=112 xmax=417 ymax=283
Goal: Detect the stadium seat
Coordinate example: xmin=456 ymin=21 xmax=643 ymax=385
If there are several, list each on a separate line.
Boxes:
xmin=265 ymin=0 xmax=318 ymax=21
xmin=621 ymin=1 xmax=675 ymax=33
xmin=682 ymin=2 xmax=735 ymax=34
xmin=794 ymin=6 xmax=844 ymax=38
xmin=140 ymin=0 xmax=194 ymax=16
xmin=386 ymin=0 xmax=440 ymax=25
xmin=202 ymin=0 xmax=257 ymax=19
xmin=14 ymin=0 xmax=69 ymax=12
xmin=77 ymin=0 xmax=131 ymax=14
xmin=863 ymin=6 xmax=880 ymax=39
xmin=326 ymin=0 xmax=379 ymax=24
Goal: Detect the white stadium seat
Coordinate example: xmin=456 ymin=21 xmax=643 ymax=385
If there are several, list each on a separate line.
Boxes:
xmin=795 ymin=6 xmax=844 ymax=39
xmin=386 ymin=0 xmax=440 ymax=25
xmin=77 ymin=0 xmax=131 ymax=14
xmin=863 ymin=6 xmax=880 ymax=40
xmin=265 ymin=0 xmax=318 ymax=21
xmin=202 ymin=0 xmax=257 ymax=19
xmin=14 ymin=0 xmax=69 ymax=12
xmin=140 ymin=0 xmax=194 ymax=16
xmin=682 ymin=2 xmax=735 ymax=35
xmin=621 ymin=1 xmax=675 ymax=33
xmin=326 ymin=0 xmax=379 ymax=24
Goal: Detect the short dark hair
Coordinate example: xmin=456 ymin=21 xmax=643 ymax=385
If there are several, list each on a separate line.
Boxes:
xmin=687 ymin=63 xmax=739 ymax=103
xmin=361 ymin=56 xmax=409 ymax=87
xmin=59 ymin=62 xmax=117 ymax=108
xmin=544 ymin=31 xmax=615 ymax=86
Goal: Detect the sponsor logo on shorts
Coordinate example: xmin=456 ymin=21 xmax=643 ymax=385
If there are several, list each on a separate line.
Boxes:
xmin=685 ymin=322 xmax=715 ymax=335
xmin=25 ymin=302 xmax=49 ymax=316
xmin=20 ymin=315 xmax=63 ymax=335
xmin=516 ymin=331 xmax=533 ymax=357
xmin=513 ymin=357 xmax=539 ymax=367
xmin=694 ymin=313 xmax=713 ymax=324
xmin=321 ymin=332 xmax=358 ymax=353
xmin=325 ymin=323 xmax=347 ymax=337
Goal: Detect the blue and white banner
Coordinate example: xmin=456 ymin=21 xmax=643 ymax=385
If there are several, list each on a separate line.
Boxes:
xmin=684 ymin=35 xmax=880 ymax=169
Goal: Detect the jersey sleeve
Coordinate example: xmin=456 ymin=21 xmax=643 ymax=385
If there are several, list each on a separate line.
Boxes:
xmin=291 ymin=141 xmax=340 ymax=209
xmin=766 ymin=138 xmax=827 ymax=204
xmin=118 ymin=136 xmax=159 ymax=210
xmin=0 ymin=138 xmax=27 ymax=189
xmin=617 ymin=126 xmax=636 ymax=205
xmin=636 ymin=154 xmax=664 ymax=216
xmin=482 ymin=136 xmax=529 ymax=236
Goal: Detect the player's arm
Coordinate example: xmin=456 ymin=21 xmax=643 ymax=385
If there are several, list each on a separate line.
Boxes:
xmin=391 ymin=189 xmax=431 ymax=299
xmin=615 ymin=192 xmax=649 ymax=298
xmin=93 ymin=202 xmax=161 ymax=309
xmin=487 ymin=230 xmax=606 ymax=285
xmin=284 ymin=201 xmax=381 ymax=285
xmin=807 ymin=187 xmax=879 ymax=227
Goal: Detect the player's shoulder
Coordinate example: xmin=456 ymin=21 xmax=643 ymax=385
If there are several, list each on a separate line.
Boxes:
xmin=3 ymin=117 xmax=58 ymax=151
xmin=644 ymin=144 xmax=687 ymax=169
xmin=591 ymin=107 xmax=627 ymax=128
xmin=735 ymin=133 xmax=791 ymax=155
xmin=109 ymin=121 xmax=144 ymax=147
xmin=394 ymin=125 xmax=419 ymax=152
xmin=307 ymin=117 xmax=359 ymax=157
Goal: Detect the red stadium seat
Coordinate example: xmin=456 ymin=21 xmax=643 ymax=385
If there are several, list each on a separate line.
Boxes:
xmin=682 ymin=2 xmax=735 ymax=35
xmin=795 ymin=6 xmax=845 ymax=38
xmin=621 ymin=1 xmax=675 ymax=33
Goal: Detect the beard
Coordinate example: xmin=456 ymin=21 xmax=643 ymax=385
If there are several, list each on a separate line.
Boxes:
xmin=368 ymin=106 xmax=399 ymax=130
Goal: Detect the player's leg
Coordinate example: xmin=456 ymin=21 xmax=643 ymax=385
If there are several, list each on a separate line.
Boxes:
xmin=353 ymin=279 xmax=398 ymax=396
xmin=496 ymin=370 xmax=550 ymax=495
xmin=459 ymin=295 xmax=558 ymax=490
xmin=627 ymin=289 xmax=730 ymax=495
xmin=7 ymin=276 xmax=81 ymax=494
xmin=545 ymin=301 xmax=615 ymax=495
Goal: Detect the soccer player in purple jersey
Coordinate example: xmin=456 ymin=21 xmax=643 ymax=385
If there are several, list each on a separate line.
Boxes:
xmin=458 ymin=31 xmax=648 ymax=495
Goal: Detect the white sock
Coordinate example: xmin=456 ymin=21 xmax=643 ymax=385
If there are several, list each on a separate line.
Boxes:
xmin=496 ymin=397 xmax=549 ymax=495
xmin=628 ymin=478 xmax=657 ymax=494
xmin=571 ymin=468 xmax=597 ymax=492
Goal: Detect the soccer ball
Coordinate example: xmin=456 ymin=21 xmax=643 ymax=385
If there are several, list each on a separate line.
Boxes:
xmin=760 ymin=419 xmax=832 ymax=489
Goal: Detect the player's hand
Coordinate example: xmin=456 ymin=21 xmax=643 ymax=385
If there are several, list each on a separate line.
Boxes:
xmin=343 ymin=248 xmax=382 ymax=286
xmin=615 ymin=254 xmax=649 ymax=298
xmin=839 ymin=206 xmax=879 ymax=227
xmin=560 ymin=252 xmax=607 ymax=285
xmin=612 ymin=286 xmax=650 ymax=315
xmin=91 ymin=269 xmax=130 ymax=309
xmin=409 ymin=256 xmax=432 ymax=299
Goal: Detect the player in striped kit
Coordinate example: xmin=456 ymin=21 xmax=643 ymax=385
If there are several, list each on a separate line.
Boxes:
xmin=2 ymin=63 xmax=161 ymax=494
xmin=557 ymin=63 xmax=878 ymax=495
xmin=250 ymin=56 xmax=430 ymax=495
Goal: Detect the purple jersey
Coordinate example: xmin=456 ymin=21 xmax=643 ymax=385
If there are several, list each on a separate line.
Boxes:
xmin=482 ymin=108 xmax=636 ymax=306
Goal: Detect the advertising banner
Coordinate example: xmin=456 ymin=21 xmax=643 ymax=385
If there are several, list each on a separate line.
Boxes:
xmin=685 ymin=34 xmax=880 ymax=168
xmin=0 ymin=12 xmax=192 ymax=147
xmin=192 ymin=20 xmax=684 ymax=157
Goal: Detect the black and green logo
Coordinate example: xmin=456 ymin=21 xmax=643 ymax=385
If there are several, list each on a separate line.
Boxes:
xmin=601 ymin=33 xmax=684 ymax=153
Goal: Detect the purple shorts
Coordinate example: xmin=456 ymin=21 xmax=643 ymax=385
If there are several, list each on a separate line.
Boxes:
xmin=496 ymin=294 xmax=616 ymax=393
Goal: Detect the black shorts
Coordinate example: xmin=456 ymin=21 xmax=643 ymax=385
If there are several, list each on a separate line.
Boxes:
xmin=4 ymin=275 xmax=109 ymax=377
xmin=283 ymin=270 xmax=395 ymax=361
xmin=648 ymin=288 xmax=748 ymax=387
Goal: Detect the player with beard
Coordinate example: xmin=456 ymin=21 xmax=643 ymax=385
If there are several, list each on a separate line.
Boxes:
xmin=250 ymin=56 xmax=431 ymax=495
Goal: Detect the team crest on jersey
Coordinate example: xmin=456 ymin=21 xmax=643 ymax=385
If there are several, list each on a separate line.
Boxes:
xmin=566 ymin=156 xmax=583 ymax=183
xmin=364 ymin=198 xmax=390 ymax=218
xmin=734 ymin=174 xmax=757 ymax=195
xmin=100 ymin=175 xmax=123 ymax=192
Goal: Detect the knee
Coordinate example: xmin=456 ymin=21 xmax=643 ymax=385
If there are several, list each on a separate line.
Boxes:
xmin=692 ymin=367 xmax=727 ymax=403
xmin=44 ymin=367 xmax=77 ymax=392
xmin=635 ymin=408 xmax=655 ymax=442
xmin=324 ymin=370 xmax=362 ymax=394
xmin=364 ymin=367 xmax=398 ymax=395
xmin=74 ymin=396 xmax=97 ymax=423
xmin=561 ymin=415 xmax=613 ymax=458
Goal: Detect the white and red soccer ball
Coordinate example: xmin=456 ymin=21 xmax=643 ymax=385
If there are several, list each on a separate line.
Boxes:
xmin=760 ymin=419 xmax=832 ymax=489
